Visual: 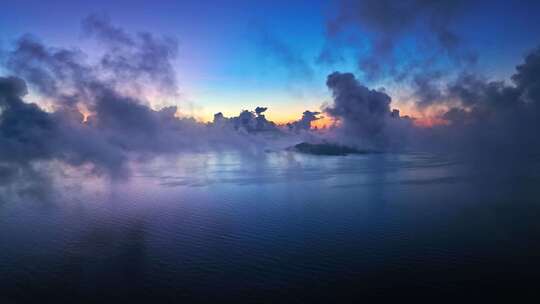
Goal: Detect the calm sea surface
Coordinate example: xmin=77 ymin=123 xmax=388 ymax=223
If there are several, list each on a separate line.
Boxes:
xmin=1 ymin=152 xmax=539 ymax=302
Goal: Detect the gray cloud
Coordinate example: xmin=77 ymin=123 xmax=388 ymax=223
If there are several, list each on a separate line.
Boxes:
xmin=323 ymin=72 xmax=412 ymax=149
xmin=2 ymin=13 xmax=540 ymax=200
xmin=0 ymin=76 xmax=126 ymax=174
xmin=420 ymin=47 xmax=540 ymax=156
xmin=287 ymin=110 xmax=322 ymax=132
xmin=319 ymin=0 xmax=481 ymax=115
xmin=411 ymin=71 xmax=445 ymax=108
xmin=0 ymin=16 xmax=315 ymax=191
xmin=82 ymin=14 xmax=179 ymax=96
xmin=325 ymin=72 xmax=391 ymax=134
xmin=6 ymin=35 xmax=91 ymax=105
xmin=321 ymin=45 xmax=540 ymax=155
xmin=212 ymin=107 xmax=280 ymax=134
xmin=320 ymin=45 xmax=540 ymax=155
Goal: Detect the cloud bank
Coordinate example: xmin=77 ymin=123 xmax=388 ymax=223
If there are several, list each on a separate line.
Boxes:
xmin=323 ymin=72 xmax=412 ymax=150
xmin=0 ymin=15 xmax=316 ymax=199
xmin=1 ymin=13 xmax=540 ymax=200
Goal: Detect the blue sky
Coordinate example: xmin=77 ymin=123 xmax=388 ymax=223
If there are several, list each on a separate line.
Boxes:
xmin=2 ymin=0 xmax=540 ymax=122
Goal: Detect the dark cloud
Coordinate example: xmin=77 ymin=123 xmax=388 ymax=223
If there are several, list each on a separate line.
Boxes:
xmin=320 ymin=45 xmax=540 ymax=154
xmin=321 ymin=0 xmax=476 ymax=88
xmin=212 ymin=107 xmax=280 ymax=134
xmin=3 ymin=32 xmax=213 ymax=163
xmin=254 ymin=106 xmax=267 ymax=115
xmin=0 ymin=16 xmax=310 ymax=194
xmin=81 ymin=14 xmax=134 ymax=47
xmin=82 ymin=14 xmax=179 ymax=96
xmin=323 ymin=72 xmax=412 ymax=149
xmin=411 ymin=71 xmax=445 ymax=108
xmin=287 ymin=110 xmax=322 ymax=132
xmin=6 ymin=35 xmax=91 ymax=104
xmin=325 ymin=72 xmax=391 ymax=135
xmin=513 ymin=46 xmax=540 ymax=105
xmin=422 ymin=47 xmax=540 ymax=156
xmin=2 ymin=13 xmax=540 ymax=200
xmin=0 ymin=76 xmax=127 ymax=174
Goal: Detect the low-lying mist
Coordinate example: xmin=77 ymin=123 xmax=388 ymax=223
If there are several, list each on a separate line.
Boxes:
xmin=1 ymin=14 xmax=539 ymax=201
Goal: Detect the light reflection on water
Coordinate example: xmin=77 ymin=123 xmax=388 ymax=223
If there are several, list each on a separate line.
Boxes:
xmin=1 ymin=151 xmax=539 ymax=301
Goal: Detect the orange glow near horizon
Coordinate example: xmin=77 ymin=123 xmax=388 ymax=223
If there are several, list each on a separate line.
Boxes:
xmin=270 ymin=113 xmax=336 ymax=129
xmin=82 ymin=112 xmax=91 ymax=123
xmin=310 ymin=116 xmax=336 ymax=129
xmin=68 ymin=93 xmax=452 ymax=129
xmin=77 ymin=104 xmax=93 ymax=123
xmin=395 ymin=102 xmax=451 ymax=128
xmin=412 ymin=116 xmax=449 ymax=127
xmin=194 ymin=106 xmax=450 ymax=130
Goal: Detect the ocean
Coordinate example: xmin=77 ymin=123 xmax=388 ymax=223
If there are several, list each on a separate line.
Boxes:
xmin=1 ymin=151 xmax=539 ymax=302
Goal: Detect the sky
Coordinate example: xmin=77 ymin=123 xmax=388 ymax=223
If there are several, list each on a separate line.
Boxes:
xmin=2 ymin=0 xmax=540 ymax=123
xmin=1 ymin=0 xmax=540 ymax=199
